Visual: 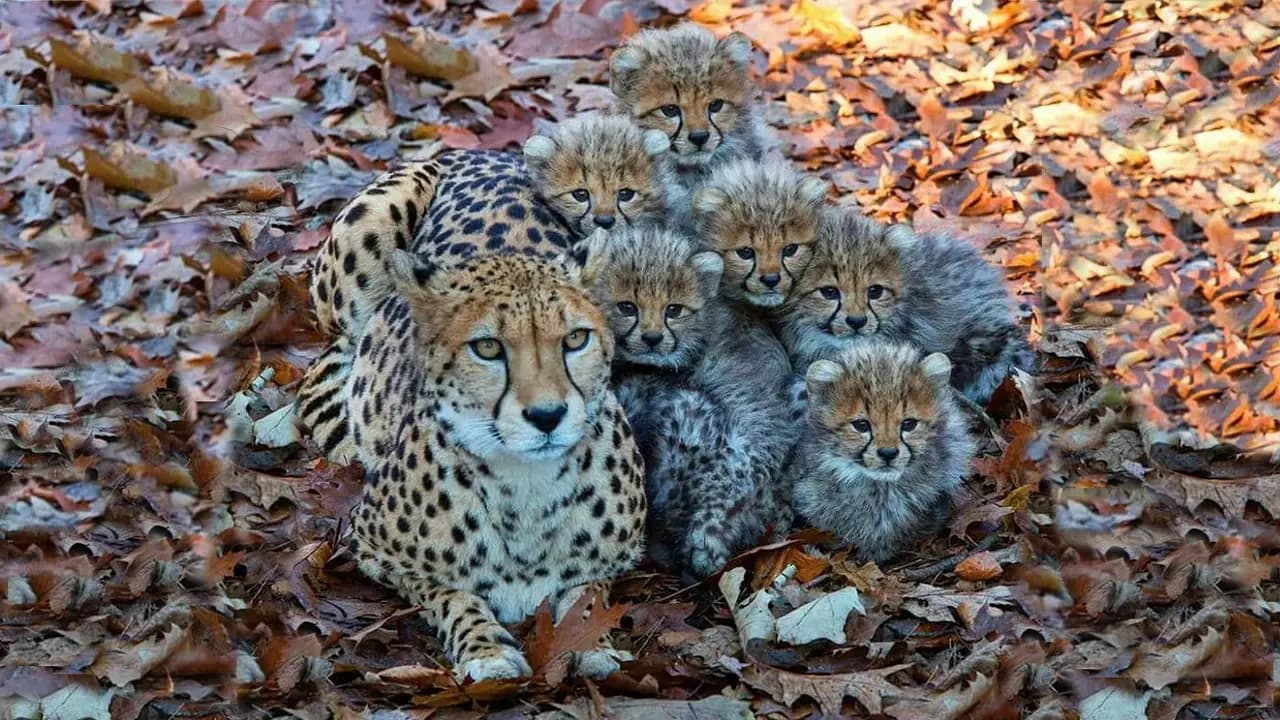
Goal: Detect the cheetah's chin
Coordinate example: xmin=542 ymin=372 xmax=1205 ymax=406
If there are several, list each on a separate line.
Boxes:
xmin=747 ymin=291 xmax=786 ymax=308
xmin=856 ymin=464 xmax=905 ymax=482
xmin=671 ymin=147 xmax=717 ymax=167
xmin=518 ymin=442 xmax=574 ymax=460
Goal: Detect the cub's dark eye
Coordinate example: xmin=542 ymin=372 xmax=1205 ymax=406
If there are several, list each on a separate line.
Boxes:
xmin=660 ymin=104 xmax=680 ymax=118
xmin=852 ymin=419 xmax=872 ymax=433
xmin=563 ymin=329 xmax=590 ymax=351
xmin=708 ymin=99 xmax=725 ymax=112
xmin=867 ymin=284 xmax=886 ymax=299
xmin=571 ymin=189 xmax=590 ymax=203
xmin=901 ymin=418 xmax=919 ymax=431
xmin=819 ymin=286 xmax=840 ymax=300
xmin=470 ymin=338 xmax=504 ymax=360
xmin=617 ymin=188 xmax=635 ymax=201
xmin=665 ymin=304 xmax=685 ymax=319
xmin=735 ymin=247 xmax=755 ymax=260
xmin=782 ymin=244 xmax=799 ymax=257
xmin=617 ymin=301 xmax=638 ymax=316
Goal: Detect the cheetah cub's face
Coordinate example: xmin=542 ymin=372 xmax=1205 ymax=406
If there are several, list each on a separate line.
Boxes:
xmin=610 ymin=23 xmax=754 ymax=169
xmin=786 ymin=212 xmax=915 ymax=352
xmin=692 ymin=159 xmax=827 ymax=308
xmin=524 ymin=114 xmax=675 ymax=238
xmin=578 ymin=226 xmax=722 ymax=369
xmin=390 ymin=251 xmax=612 ymax=461
xmin=804 ymin=343 xmax=952 ymax=481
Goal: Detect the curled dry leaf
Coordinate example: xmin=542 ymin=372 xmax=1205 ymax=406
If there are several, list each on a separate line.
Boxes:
xmin=49 ymin=33 xmax=142 ymax=84
xmin=954 ymin=551 xmax=1003 ymax=581
xmin=384 ymin=30 xmax=478 ymax=81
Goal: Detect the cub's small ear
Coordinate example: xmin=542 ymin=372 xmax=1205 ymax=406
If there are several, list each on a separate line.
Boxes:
xmin=805 ymin=359 xmax=844 ymax=393
xmin=692 ymin=187 xmax=727 ymax=216
xmin=690 ymin=250 xmax=723 ymax=293
xmin=920 ymin=352 xmax=952 ymax=384
xmin=718 ymin=31 xmax=753 ymax=66
xmin=884 ymin=224 xmax=920 ymax=251
xmin=798 ymin=174 xmax=829 ymax=207
xmin=609 ymin=46 xmax=645 ymax=94
xmin=389 ymin=249 xmax=435 ymax=292
xmin=642 ymin=129 xmax=670 ymax=157
xmin=522 ymin=134 xmax=557 ymax=165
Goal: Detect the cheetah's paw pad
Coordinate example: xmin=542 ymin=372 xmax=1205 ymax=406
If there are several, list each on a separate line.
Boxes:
xmin=573 ymin=647 xmax=632 ymax=679
xmin=454 ymin=645 xmax=531 ymax=682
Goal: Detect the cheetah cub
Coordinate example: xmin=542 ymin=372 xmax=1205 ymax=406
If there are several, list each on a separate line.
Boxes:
xmin=610 ymin=23 xmax=773 ymax=189
xmin=524 ymin=113 xmax=687 ymax=238
xmin=781 ymin=209 xmax=1034 ymax=405
xmin=346 ymin=251 xmax=646 ymax=682
xmin=580 ymin=226 xmax=798 ymax=581
xmin=691 ymin=159 xmax=828 ymax=309
xmin=790 ymin=343 xmax=975 ymax=564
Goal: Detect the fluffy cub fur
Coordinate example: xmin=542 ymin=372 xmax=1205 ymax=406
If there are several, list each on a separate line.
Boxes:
xmin=581 ymin=226 xmax=798 ymax=581
xmin=610 ymin=23 xmax=771 ymax=188
xmin=790 ymin=343 xmax=974 ymax=563
xmin=692 ymin=159 xmax=828 ymax=308
xmin=781 ymin=210 xmax=1034 ymax=404
xmin=346 ymin=251 xmax=646 ymax=682
xmin=523 ymin=113 xmax=686 ymax=237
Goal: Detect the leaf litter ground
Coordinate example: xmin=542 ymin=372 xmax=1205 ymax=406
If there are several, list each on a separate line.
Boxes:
xmin=1 ymin=1 xmax=1278 ymax=718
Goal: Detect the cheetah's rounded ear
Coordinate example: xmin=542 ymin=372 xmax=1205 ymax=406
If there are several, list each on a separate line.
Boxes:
xmin=804 ymin=359 xmax=844 ymax=392
xmin=691 ymin=187 xmax=727 ymax=216
xmin=642 ymin=129 xmax=670 ymax=157
xmin=609 ymin=46 xmax=645 ymax=95
xmin=389 ymin=249 xmax=438 ymax=294
xmin=884 ymin=224 xmax=919 ymax=251
xmin=920 ymin=352 xmax=952 ymax=385
xmin=522 ymin=134 xmax=557 ymax=165
xmin=798 ymin=174 xmax=830 ymax=207
xmin=718 ymin=31 xmax=753 ymax=66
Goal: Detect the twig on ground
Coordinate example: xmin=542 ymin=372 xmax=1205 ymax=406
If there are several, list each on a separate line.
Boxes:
xmin=901 ymin=534 xmax=999 ymax=582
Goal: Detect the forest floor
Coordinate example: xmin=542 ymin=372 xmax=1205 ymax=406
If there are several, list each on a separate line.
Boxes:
xmin=1 ymin=0 xmax=1278 ymax=718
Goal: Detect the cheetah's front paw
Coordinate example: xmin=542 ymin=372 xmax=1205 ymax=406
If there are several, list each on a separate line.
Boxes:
xmin=572 ymin=647 xmax=632 ymax=679
xmin=454 ymin=644 xmax=531 ymax=682
xmin=684 ymin=528 xmax=731 ymax=581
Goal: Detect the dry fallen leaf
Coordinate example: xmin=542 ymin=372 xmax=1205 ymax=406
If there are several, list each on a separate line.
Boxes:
xmin=954 ymin=552 xmax=1002 ymax=581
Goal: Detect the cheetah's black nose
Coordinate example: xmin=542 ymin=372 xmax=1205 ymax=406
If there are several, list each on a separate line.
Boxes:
xmin=523 ymin=404 xmax=567 ymax=434
xmin=688 ymin=130 xmax=710 ymax=147
xmin=641 ymin=331 xmax=664 ymax=349
xmin=759 ymin=273 xmax=781 ymax=288
xmin=846 ymin=315 xmax=867 ymax=330
xmin=593 ymin=214 xmax=616 ymax=229
xmin=877 ymin=447 xmax=899 ymax=462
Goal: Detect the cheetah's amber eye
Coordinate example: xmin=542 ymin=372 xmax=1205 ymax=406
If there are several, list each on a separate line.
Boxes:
xmin=735 ymin=247 xmax=755 ymax=260
xmin=571 ymin=189 xmax=590 ymax=203
xmin=708 ymin=99 xmax=725 ymax=113
xmin=901 ymin=418 xmax=919 ymax=431
xmin=782 ymin=244 xmax=799 ymax=257
xmin=665 ymin=304 xmax=685 ymax=319
xmin=818 ymin=286 xmax=840 ymax=300
xmin=852 ymin=419 xmax=872 ymax=433
xmin=563 ymin=329 xmax=591 ymax=351
xmin=660 ymin=104 xmax=681 ymax=118
xmin=617 ymin=301 xmax=638 ymax=316
xmin=867 ymin=284 xmax=886 ymax=300
xmin=617 ymin=188 xmax=635 ymax=202
xmin=470 ymin=338 xmax=504 ymax=360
